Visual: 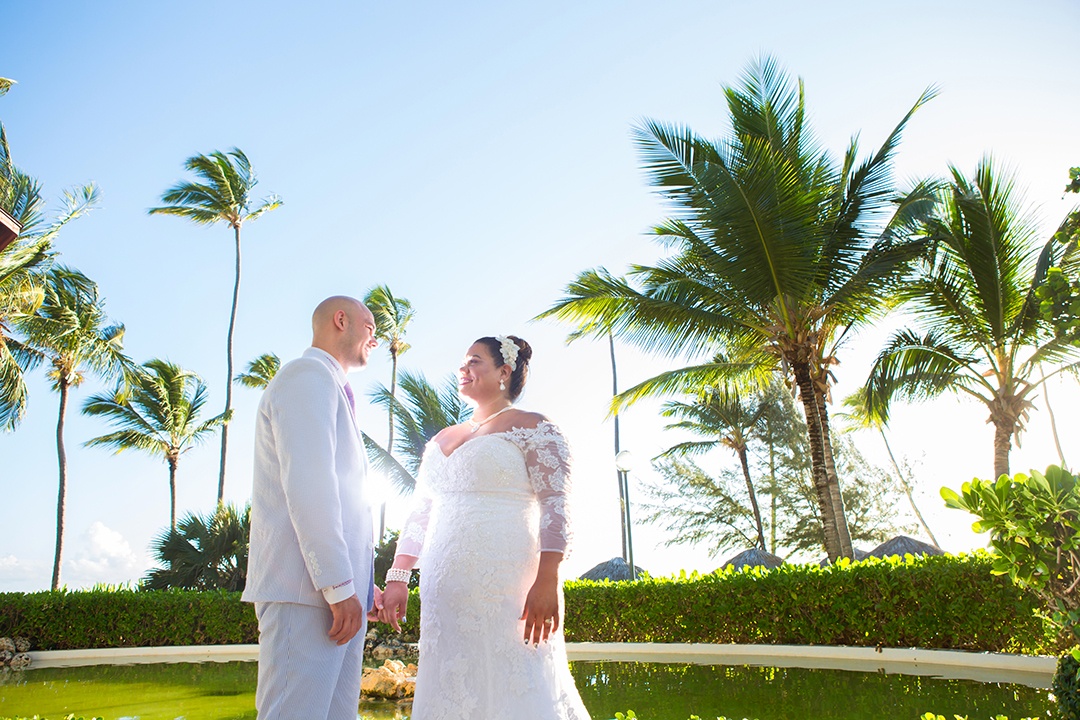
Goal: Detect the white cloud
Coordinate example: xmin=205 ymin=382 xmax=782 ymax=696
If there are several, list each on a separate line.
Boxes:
xmin=66 ymin=522 xmax=151 ymax=588
xmin=0 ymin=554 xmax=47 ymax=592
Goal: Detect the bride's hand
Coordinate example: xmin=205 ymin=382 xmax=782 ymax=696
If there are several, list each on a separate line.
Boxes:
xmin=521 ymin=552 xmax=563 ymax=645
xmin=380 ymin=582 xmax=410 ymax=632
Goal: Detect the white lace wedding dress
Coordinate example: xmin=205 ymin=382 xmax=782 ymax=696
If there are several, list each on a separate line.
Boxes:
xmin=397 ymin=421 xmax=591 ymax=720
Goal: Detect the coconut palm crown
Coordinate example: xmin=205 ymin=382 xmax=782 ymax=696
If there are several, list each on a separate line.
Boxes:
xmin=149 ymin=148 xmax=281 ymax=505
xmin=865 ymin=158 xmax=1080 ymax=480
xmin=83 ymin=359 xmax=228 ymax=531
xmin=0 ymin=123 xmax=99 ymax=430
xmin=539 ymin=56 xmax=938 ymax=561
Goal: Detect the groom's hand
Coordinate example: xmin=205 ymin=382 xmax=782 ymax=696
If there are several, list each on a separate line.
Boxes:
xmin=328 ymin=595 xmax=364 ymax=645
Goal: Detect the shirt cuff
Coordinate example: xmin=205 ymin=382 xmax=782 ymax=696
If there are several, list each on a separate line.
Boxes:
xmin=321 ymin=579 xmax=355 ymax=605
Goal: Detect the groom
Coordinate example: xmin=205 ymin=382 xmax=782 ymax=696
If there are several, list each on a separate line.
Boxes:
xmin=242 ymin=295 xmax=383 ymax=720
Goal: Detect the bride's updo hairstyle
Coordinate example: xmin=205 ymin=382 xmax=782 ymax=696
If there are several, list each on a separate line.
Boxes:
xmin=476 ymin=335 xmax=532 ymax=401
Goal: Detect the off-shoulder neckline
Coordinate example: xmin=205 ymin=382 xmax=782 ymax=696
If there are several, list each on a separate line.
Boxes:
xmin=429 ymin=420 xmax=558 ymax=460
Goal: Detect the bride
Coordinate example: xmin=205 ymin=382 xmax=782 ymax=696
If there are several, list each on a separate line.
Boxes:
xmin=379 ymin=335 xmax=591 ymax=720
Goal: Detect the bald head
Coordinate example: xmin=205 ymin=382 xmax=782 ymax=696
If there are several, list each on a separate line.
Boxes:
xmin=311 ymin=296 xmax=378 ymax=372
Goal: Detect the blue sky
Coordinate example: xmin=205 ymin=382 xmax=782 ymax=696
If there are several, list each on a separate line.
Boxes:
xmin=2 ymin=1 xmax=1078 ymax=590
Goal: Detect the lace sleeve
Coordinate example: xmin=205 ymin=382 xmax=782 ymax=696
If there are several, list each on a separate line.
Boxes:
xmin=521 ymin=421 xmax=574 ymax=556
xmin=395 ymin=445 xmax=436 ymax=559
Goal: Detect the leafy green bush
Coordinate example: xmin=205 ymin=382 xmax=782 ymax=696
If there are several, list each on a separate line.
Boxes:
xmin=943 ymin=465 xmax=1080 ymax=647
xmin=0 ymin=555 xmax=1045 ymax=653
xmin=0 ymin=586 xmax=421 ymax=650
xmin=565 ymin=552 xmax=1048 ymax=653
xmin=1055 ymin=652 xmax=1080 ymax=720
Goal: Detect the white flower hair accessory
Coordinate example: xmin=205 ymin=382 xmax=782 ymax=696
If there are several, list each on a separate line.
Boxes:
xmin=495 ymin=335 xmax=519 ymax=369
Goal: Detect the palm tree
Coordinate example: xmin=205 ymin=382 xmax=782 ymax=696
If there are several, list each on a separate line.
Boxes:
xmin=656 ymin=382 xmax=769 ymax=548
xmin=234 ymin=352 xmax=280 ymax=389
xmin=837 ymin=388 xmax=939 ymax=548
xmin=539 ymin=57 xmax=937 ymax=561
xmin=149 ymin=148 xmax=281 ymax=505
xmin=368 ymin=370 xmax=472 ymax=490
xmin=14 ymin=266 xmax=128 ymax=589
xmin=865 ymin=159 xmax=1080 ymax=480
xmin=83 ymin=359 xmax=228 ymax=531
xmin=0 ymin=123 xmax=99 ymax=430
xmin=142 ymin=503 xmax=250 ymax=591
xmin=364 ymin=285 xmax=414 ymax=541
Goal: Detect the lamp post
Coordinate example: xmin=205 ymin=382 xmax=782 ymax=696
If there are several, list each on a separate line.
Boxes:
xmin=609 ymin=334 xmax=629 ymax=562
xmin=615 ymin=449 xmax=636 ymax=580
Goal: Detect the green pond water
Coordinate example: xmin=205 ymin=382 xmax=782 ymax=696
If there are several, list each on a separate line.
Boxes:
xmin=0 ymin=660 xmax=1054 ymax=720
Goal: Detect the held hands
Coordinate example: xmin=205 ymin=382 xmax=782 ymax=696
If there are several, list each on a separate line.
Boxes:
xmin=379 ymin=581 xmax=410 ymax=632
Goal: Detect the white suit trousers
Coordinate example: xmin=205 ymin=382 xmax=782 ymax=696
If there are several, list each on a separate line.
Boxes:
xmin=254 ymin=601 xmax=366 ymax=720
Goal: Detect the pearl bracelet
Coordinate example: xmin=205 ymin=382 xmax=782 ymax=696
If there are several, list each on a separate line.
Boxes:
xmin=385 ymin=567 xmax=411 ymax=584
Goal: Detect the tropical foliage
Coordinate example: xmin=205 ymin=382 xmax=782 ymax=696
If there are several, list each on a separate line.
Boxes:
xmin=141 ymin=503 xmax=250 ymax=592
xmin=865 ymin=159 xmax=1080 ymax=480
xmin=150 ymin=148 xmax=281 ymax=505
xmin=364 ymin=284 xmax=414 ymax=540
xmin=644 ymin=398 xmax=916 ymax=561
xmin=943 ymin=464 xmax=1080 ymax=647
xmin=837 ymin=388 xmax=940 ymax=547
xmin=0 ymin=123 xmax=99 ymax=431
xmin=656 ymin=381 xmax=770 ymax=547
xmin=540 ymin=56 xmax=937 ymax=560
xmin=83 ymin=359 xmax=227 ymax=531
xmin=368 ymin=370 xmax=472 ymax=491
xmin=13 ymin=267 xmax=128 ymax=589
xmin=234 ymin=352 xmax=280 ymax=389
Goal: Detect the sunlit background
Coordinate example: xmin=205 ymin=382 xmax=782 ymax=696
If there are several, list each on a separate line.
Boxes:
xmin=1 ymin=1 xmax=1077 ymax=590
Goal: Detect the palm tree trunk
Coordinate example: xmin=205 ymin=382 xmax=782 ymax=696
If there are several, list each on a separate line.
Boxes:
xmin=217 ymin=224 xmax=242 ymax=504
xmin=792 ymin=363 xmax=842 ymax=561
xmin=168 ymin=456 xmax=178 ymax=532
xmin=736 ymin=447 xmax=766 ymax=549
xmin=879 ymin=429 xmax=940 ymax=548
xmin=1041 ymin=369 xmax=1067 ymax=468
xmin=768 ymin=433 xmax=777 ymax=555
xmin=992 ymin=419 xmax=1012 ymax=480
xmin=815 ymin=394 xmax=854 ymax=559
xmin=51 ymin=379 xmax=69 ymax=591
xmin=610 ymin=333 xmax=628 ymax=561
xmin=379 ymin=350 xmax=399 ymax=543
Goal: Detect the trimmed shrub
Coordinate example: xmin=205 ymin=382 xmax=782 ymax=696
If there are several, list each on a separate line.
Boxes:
xmin=564 ymin=552 xmax=1049 ymax=654
xmin=0 ymin=553 xmax=1047 ymax=654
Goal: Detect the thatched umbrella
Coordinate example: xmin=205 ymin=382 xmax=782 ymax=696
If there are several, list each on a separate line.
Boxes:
xmin=867 ymin=535 xmax=943 ymax=559
xmin=717 ymin=547 xmax=784 ymax=572
xmin=579 ymin=557 xmax=644 ymax=581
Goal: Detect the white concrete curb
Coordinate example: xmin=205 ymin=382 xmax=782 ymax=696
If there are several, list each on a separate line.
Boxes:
xmin=28 ymin=642 xmax=1057 ymax=687
xmin=565 ymin=642 xmax=1057 ymax=688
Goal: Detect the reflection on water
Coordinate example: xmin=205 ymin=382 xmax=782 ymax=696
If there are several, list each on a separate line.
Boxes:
xmin=571 ymin=661 xmax=1054 ymax=720
xmin=0 ymin=659 xmax=1055 ymax=720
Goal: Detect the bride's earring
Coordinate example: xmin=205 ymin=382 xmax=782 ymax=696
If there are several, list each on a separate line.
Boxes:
xmin=499 ymin=379 xmax=506 ymax=391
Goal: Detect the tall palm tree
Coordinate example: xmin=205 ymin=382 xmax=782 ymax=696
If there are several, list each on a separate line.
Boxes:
xmin=83 ymin=359 xmax=228 ymax=531
xmin=0 ymin=123 xmax=99 ymax=430
xmin=866 ymin=159 xmax=1080 ymax=480
xmin=364 ymin=285 xmax=414 ymax=541
xmin=150 ymin=148 xmax=281 ymax=505
xmin=234 ymin=352 xmax=280 ymax=389
xmin=657 ymin=383 xmax=770 ymax=548
xmin=837 ymin=388 xmax=939 ymax=548
xmin=539 ymin=56 xmax=937 ymax=561
xmin=142 ymin=503 xmax=250 ymax=591
xmin=14 ymin=266 xmax=128 ymax=589
xmin=368 ymin=370 xmax=472 ymax=489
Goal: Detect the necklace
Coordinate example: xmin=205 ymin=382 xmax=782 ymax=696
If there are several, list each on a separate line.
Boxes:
xmin=468 ymin=405 xmax=514 ymax=433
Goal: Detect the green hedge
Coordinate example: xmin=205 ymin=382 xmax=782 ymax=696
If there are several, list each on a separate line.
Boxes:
xmin=0 ymin=553 xmax=1049 ymax=654
xmin=563 ymin=552 xmax=1050 ymax=654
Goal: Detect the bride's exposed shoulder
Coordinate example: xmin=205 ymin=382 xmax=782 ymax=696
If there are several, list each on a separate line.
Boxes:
xmin=506 ymin=409 xmax=549 ymax=430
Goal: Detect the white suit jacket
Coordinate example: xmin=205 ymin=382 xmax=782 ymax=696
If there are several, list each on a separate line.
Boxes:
xmin=242 ymin=348 xmax=375 ymax=609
